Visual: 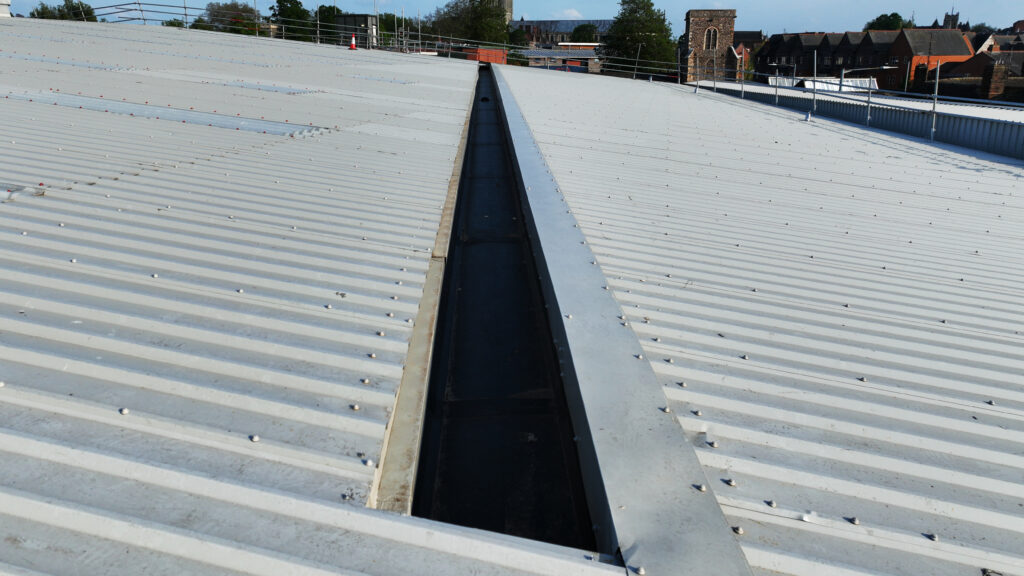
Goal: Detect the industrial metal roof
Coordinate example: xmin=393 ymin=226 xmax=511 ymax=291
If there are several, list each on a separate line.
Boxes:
xmin=0 ymin=19 xmax=618 ymax=576
xmin=495 ymin=64 xmax=1024 ymax=576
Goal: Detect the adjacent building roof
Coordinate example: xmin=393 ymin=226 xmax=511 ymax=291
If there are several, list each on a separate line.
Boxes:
xmin=900 ymin=28 xmax=974 ymax=56
xmin=0 ymin=18 xmax=616 ymax=576
xmin=496 ymin=63 xmax=1024 ymax=576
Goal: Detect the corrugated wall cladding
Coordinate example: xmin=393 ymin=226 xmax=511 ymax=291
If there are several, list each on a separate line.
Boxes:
xmin=499 ymin=65 xmax=1024 ymax=576
xmin=0 ymin=19 xmax=616 ymax=576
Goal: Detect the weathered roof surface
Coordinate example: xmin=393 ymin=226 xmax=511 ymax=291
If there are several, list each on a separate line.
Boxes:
xmin=497 ymin=63 xmax=1024 ymax=576
xmin=862 ymin=29 xmax=900 ymax=52
xmin=0 ymin=18 xmax=617 ymax=576
xmin=901 ymin=28 xmax=974 ymax=56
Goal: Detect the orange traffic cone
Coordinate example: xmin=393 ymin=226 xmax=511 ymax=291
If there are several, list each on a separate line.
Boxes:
xmin=349 ymin=34 xmax=357 ymax=50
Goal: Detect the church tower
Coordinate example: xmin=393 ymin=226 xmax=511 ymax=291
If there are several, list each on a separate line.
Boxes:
xmin=682 ymin=9 xmax=736 ymax=83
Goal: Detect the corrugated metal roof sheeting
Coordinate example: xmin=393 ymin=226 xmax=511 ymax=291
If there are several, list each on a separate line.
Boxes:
xmin=0 ymin=19 xmax=616 ymax=576
xmin=499 ymin=64 xmax=1024 ymax=576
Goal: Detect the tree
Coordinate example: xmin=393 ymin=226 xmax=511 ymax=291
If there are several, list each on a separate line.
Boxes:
xmin=271 ymin=0 xmax=311 ymax=41
xmin=571 ymin=23 xmax=597 ymax=43
xmin=603 ymin=0 xmax=675 ymax=71
xmin=509 ymin=27 xmax=528 ymax=46
xmin=971 ymin=22 xmax=996 ymax=35
xmin=313 ymin=5 xmax=344 ymax=44
xmin=431 ymin=0 xmax=508 ymax=44
xmin=863 ymin=12 xmax=913 ymax=31
xmin=162 ymin=17 xmax=185 ymax=27
xmin=203 ymin=1 xmax=259 ymax=34
xmin=29 ymin=0 xmax=96 ymax=21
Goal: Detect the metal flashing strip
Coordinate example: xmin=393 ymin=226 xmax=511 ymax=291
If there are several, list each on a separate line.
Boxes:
xmin=372 ymin=76 xmax=478 ymax=514
xmin=492 ymin=65 xmax=753 ymax=576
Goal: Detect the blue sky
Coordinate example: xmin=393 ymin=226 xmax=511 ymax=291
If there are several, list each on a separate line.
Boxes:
xmin=9 ymin=0 xmax=1020 ymax=35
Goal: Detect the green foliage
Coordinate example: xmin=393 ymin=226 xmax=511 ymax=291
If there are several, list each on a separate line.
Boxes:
xmin=271 ymin=0 xmax=311 ymax=40
xmin=313 ymin=5 xmax=345 ymax=43
xmin=570 ymin=23 xmax=597 ymax=43
xmin=29 ymin=0 xmax=96 ymax=21
xmin=203 ymin=2 xmax=259 ymax=34
xmin=430 ymin=0 xmax=508 ymax=45
xmin=509 ymin=27 xmax=528 ymax=46
xmin=863 ymin=12 xmax=913 ymax=31
xmin=162 ymin=18 xmax=185 ymax=27
xmin=971 ymin=22 xmax=995 ymax=35
xmin=603 ymin=0 xmax=675 ymax=66
xmin=188 ymin=15 xmax=214 ymax=30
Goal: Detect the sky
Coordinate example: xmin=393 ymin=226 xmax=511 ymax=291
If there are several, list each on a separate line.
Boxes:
xmin=7 ymin=0 xmax=1020 ymax=36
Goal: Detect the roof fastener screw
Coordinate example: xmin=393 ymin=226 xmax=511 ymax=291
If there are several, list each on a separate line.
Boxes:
xmin=733 ymin=526 xmax=744 ymax=535
xmin=635 ymin=354 xmax=644 ymax=360
xmin=697 ymin=484 xmax=707 ymax=492
xmin=151 ymin=273 xmax=159 ymax=278
xmin=369 ymin=353 xmax=376 ymax=359
xmin=740 ymin=354 xmax=749 ymax=360
xmin=58 ymin=222 xmax=65 ymax=227
xmin=693 ymin=410 xmax=702 ymax=416
xmin=926 ymin=533 xmax=938 ymax=542
xmin=666 ymin=358 xmax=673 ymax=364
xmin=377 ymin=331 xmax=385 ymax=337
xmin=986 ymin=400 xmax=995 ymax=406
xmin=662 ymin=406 xmax=671 ymax=414
xmin=849 ymin=517 xmax=860 ymax=525
xmin=351 ymin=404 xmax=360 ymax=411
xmin=635 ymin=567 xmax=646 ymax=575
xmin=360 ymin=378 xmax=370 ymax=385
xmin=678 ymin=382 xmax=687 ymax=387
xmin=767 ymin=500 xmax=777 ymax=508
xmin=709 ymin=440 xmax=719 ymax=448
xmin=364 ymin=459 xmax=375 ymax=467
xmin=249 ymin=434 xmax=260 ymax=442
xmin=70 ymin=258 xmax=77 ymax=263
xmin=237 ymin=289 xmax=244 ymax=294
xmin=118 ymin=407 xmax=129 ymax=415
xmin=858 ymin=377 xmax=867 ymax=382
xmin=387 ymin=313 xmax=395 ymax=318
xmin=325 ymin=304 xmax=333 ymax=309
xmin=566 ymin=314 xmax=572 ymax=319
xmin=725 ymin=478 xmax=736 ymax=487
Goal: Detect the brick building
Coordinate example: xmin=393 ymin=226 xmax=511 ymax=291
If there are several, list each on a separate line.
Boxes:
xmin=681 ymin=9 xmax=736 ymax=82
xmin=885 ymin=28 xmax=975 ymax=90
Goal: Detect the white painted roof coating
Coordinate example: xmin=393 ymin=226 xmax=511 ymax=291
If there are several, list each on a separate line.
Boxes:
xmin=0 ymin=19 xmax=618 ymax=576
xmin=497 ymin=64 xmax=1024 ymax=576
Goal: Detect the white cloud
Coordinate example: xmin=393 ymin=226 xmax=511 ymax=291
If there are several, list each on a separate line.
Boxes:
xmin=552 ymin=8 xmax=583 ymax=19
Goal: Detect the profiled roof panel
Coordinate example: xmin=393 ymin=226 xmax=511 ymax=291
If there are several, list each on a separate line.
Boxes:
xmin=497 ymin=63 xmax=1024 ymax=576
xmin=0 ymin=18 xmax=615 ymax=576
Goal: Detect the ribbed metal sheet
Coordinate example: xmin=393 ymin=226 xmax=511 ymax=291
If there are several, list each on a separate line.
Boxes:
xmin=0 ymin=19 xmax=617 ymax=576
xmin=499 ymin=65 xmax=1024 ymax=576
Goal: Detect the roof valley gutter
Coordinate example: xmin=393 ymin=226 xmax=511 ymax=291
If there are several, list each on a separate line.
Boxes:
xmin=371 ymin=71 xmax=479 ymax=514
xmin=491 ymin=66 xmax=755 ymax=576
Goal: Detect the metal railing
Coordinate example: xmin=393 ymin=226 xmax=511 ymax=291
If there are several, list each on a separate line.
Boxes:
xmin=681 ymin=64 xmax=1024 ymax=161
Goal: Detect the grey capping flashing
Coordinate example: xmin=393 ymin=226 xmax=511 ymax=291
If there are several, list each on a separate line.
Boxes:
xmin=492 ymin=65 xmax=754 ymax=576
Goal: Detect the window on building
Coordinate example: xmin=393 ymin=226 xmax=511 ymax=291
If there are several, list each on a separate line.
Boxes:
xmin=824 ymin=56 xmax=832 ymax=65
xmin=704 ymin=27 xmax=718 ymax=50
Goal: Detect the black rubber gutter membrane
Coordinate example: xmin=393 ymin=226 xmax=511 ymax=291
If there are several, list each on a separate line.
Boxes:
xmin=412 ymin=65 xmax=597 ymax=551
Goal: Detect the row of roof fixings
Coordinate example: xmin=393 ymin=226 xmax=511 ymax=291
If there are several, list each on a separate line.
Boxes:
xmin=0 ymin=18 xmax=623 ymax=576
xmin=496 ymin=63 xmax=1024 ymax=576
xmin=3 ymin=15 xmax=1024 ymax=576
